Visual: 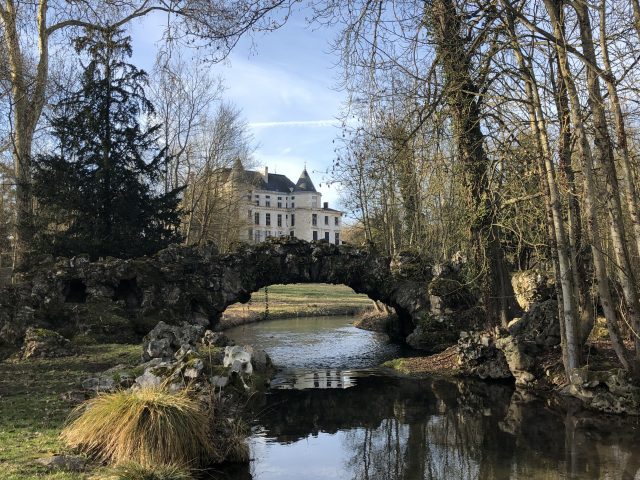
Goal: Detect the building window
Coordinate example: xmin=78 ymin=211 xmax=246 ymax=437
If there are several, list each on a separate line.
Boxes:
xmin=277 ymin=214 xmax=282 ymax=227
xmin=324 ymin=232 xmax=330 ymax=241
xmin=248 ymin=228 xmax=253 ymax=238
xmin=254 ymin=212 xmax=260 ymax=225
xmin=313 ymin=231 xmax=318 ymax=241
xmin=277 ymin=202 xmax=282 ymax=208
xmin=266 ymin=200 xmax=271 ymax=207
xmin=254 ymin=231 xmax=261 ymax=242
xmin=291 ymin=202 xmax=295 ymax=208
xmin=291 ymin=214 xmax=295 ymax=226
xmin=247 ymin=194 xmax=251 ymax=201
xmin=335 ymin=232 xmax=340 ymax=245
xmin=324 ymin=215 xmax=329 ymax=225
xmin=255 ymin=200 xmax=260 ymax=206
xmin=266 ymin=213 xmax=271 ymax=226
xmin=312 ymin=214 xmax=317 ymax=226
xmin=266 ymin=195 xmax=271 ymax=198
xmin=291 ymin=196 xmax=295 ymax=200
xmin=335 ymin=217 xmax=339 ymax=226
xmin=248 ymin=210 xmax=252 ymax=219
xmin=278 ymin=196 xmax=282 ymax=200
xmin=290 ymin=231 xmax=295 ymax=237
xmin=266 ymin=230 xmax=272 ymax=238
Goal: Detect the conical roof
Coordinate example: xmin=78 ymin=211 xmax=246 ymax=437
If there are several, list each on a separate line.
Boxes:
xmin=294 ymin=168 xmax=317 ymax=192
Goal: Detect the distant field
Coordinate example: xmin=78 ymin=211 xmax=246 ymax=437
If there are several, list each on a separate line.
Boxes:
xmin=221 ymin=283 xmax=372 ymax=327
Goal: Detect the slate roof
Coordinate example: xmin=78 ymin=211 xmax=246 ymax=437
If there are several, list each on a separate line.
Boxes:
xmin=224 ymin=162 xmax=320 ymax=194
xmin=294 ymin=168 xmax=317 ymax=193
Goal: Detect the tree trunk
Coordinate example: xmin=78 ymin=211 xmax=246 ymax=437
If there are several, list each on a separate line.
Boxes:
xmin=599 ymin=0 xmax=640 ymax=261
xmin=1 ymin=0 xmax=51 ymax=259
xmin=544 ymin=0 xmax=631 ymax=372
xmin=574 ymin=0 xmax=640 ymax=360
xmin=505 ymin=11 xmax=583 ymax=373
xmin=430 ymin=0 xmax=518 ymax=326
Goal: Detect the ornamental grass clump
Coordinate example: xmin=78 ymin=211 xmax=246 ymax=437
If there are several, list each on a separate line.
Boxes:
xmin=61 ymin=386 xmax=214 ymax=468
xmin=112 ymin=461 xmax=194 ymax=480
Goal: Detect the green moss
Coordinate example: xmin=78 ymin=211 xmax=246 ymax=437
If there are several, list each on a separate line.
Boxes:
xmin=30 ymin=328 xmax=60 ymax=339
xmin=381 ymin=358 xmax=410 ymax=374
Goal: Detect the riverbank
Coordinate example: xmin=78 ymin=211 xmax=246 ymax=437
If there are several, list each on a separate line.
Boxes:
xmin=219 ymin=283 xmax=371 ymax=329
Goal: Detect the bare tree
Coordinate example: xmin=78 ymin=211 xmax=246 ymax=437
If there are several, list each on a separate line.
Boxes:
xmin=0 ymin=0 xmax=297 ymax=257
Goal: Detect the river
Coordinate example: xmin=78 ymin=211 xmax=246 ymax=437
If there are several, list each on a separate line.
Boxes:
xmin=211 ymin=315 xmax=640 ymax=480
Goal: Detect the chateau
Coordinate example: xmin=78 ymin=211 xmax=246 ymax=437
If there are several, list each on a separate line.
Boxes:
xmin=228 ymin=160 xmax=343 ymax=245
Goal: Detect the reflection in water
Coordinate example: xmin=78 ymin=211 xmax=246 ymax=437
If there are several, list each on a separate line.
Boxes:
xmin=270 ymin=369 xmax=357 ymax=390
xmin=213 ymin=317 xmax=640 ymax=480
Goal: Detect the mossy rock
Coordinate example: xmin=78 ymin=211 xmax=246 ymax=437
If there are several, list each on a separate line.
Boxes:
xmin=76 ymin=302 xmax=137 ymax=343
xmin=428 ymin=277 xmax=475 ymax=309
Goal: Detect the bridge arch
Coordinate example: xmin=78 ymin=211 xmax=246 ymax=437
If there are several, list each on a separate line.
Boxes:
xmin=0 ymin=238 xmax=477 ymax=352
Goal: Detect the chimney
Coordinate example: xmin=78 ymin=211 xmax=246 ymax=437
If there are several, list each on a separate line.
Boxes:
xmin=263 ymin=166 xmax=269 ymax=183
xmin=323 ymin=202 xmax=328 ymax=209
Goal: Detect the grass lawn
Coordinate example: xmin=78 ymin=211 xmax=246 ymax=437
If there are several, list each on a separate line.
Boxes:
xmin=0 ymin=344 xmax=141 ymax=479
xmin=221 ymin=283 xmax=373 ymax=327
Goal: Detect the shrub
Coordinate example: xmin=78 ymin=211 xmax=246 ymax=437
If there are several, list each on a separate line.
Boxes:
xmin=62 ymin=386 xmax=214 ymax=468
xmin=112 ymin=462 xmax=194 ymax=480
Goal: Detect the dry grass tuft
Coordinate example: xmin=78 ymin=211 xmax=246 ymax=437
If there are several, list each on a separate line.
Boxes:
xmin=62 ymin=386 xmax=214 ymax=468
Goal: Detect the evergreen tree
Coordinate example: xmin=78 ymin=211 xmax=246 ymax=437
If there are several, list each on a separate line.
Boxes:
xmin=33 ymin=29 xmax=182 ymax=259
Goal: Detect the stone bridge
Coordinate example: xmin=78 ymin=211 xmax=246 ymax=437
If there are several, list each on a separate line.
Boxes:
xmin=0 ymin=238 xmax=479 ymax=351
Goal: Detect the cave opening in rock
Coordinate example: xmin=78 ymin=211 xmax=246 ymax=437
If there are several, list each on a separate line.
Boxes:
xmin=113 ymin=277 xmax=143 ymax=309
xmin=64 ymin=278 xmax=87 ymax=303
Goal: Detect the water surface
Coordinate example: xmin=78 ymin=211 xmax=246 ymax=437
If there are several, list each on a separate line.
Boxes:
xmin=213 ymin=315 xmax=640 ymax=480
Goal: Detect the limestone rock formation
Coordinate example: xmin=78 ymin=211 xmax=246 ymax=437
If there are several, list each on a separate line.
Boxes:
xmin=0 ymin=238 xmax=453 ymax=351
xmin=565 ymin=367 xmax=640 ymax=415
xmin=511 ymin=270 xmax=555 ymax=311
xmin=407 ymin=259 xmax=482 ymax=352
xmin=21 ymin=327 xmax=74 ymax=359
xmin=456 ymin=331 xmax=512 ymax=380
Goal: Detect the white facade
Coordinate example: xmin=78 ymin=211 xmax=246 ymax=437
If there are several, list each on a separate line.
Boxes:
xmin=231 ymin=165 xmax=343 ymax=245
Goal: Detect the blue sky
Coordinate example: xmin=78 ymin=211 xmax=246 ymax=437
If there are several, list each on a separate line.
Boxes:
xmin=130 ymin=7 xmax=346 ymax=210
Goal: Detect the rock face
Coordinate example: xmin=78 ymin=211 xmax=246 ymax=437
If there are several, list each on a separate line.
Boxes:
xmin=407 ymin=260 xmax=482 ymax=352
xmin=456 ymin=331 xmax=511 ymax=380
xmin=496 ymin=299 xmax=560 ymax=386
xmin=455 ymin=299 xmax=560 ymax=386
xmin=142 ymin=321 xmax=207 ymax=362
xmin=565 ymin=367 xmax=640 ymax=415
xmin=21 ymin=327 xmax=74 ymax=359
xmin=0 ymin=238 xmax=470 ymax=352
xmin=511 ymin=270 xmax=555 ymax=311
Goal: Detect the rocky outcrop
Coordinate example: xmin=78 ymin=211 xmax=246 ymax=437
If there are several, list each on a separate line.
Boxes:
xmin=454 ymin=298 xmax=560 ymax=386
xmin=142 ymin=321 xmax=208 ymax=362
xmin=407 ymin=259 xmax=482 ymax=352
xmin=511 ymin=270 xmax=555 ymax=311
xmin=564 ymin=367 xmax=640 ymax=415
xmin=21 ymin=327 xmax=74 ymax=359
xmin=456 ymin=331 xmax=511 ymax=380
xmin=0 ymin=238 xmax=468 ymax=352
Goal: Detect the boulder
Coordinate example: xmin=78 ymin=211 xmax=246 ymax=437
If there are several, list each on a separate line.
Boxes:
xmin=565 ymin=367 xmax=640 ymax=415
xmin=142 ymin=321 xmax=206 ymax=361
xmin=81 ymin=376 xmax=116 ymax=393
xmin=21 ymin=327 xmax=74 ymax=359
xmin=223 ymin=345 xmax=254 ymax=375
xmin=36 ymin=455 xmax=88 ymax=472
xmin=201 ymin=330 xmax=232 ymax=347
xmin=511 ymin=270 xmax=555 ymax=311
xmin=456 ymin=331 xmax=512 ymax=380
